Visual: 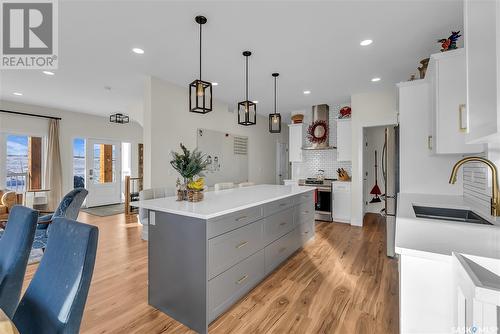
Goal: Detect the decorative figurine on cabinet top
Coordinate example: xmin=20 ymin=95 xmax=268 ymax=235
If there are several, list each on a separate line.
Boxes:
xmin=437 ymin=31 xmax=461 ymax=52
xmin=339 ymin=106 xmax=351 ymax=119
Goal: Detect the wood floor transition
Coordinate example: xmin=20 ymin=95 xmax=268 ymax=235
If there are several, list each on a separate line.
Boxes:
xmin=23 ymin=212 xmax=399 ymax=333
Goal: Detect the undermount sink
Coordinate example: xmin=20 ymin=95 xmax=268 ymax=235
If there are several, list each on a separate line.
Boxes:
xmin=412 ymin=205 xmax=493 ymax=226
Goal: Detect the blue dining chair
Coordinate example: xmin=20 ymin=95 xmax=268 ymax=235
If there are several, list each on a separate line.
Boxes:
xmin=0 ymin=205 xmax=38 ymax=318
xmin=34 ymin=188 xmax=88 ymax=250
xmin=13 ymin=218 xmax=98 ymax=334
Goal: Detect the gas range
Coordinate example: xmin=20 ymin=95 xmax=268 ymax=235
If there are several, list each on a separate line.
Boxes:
xmin=298 ymin=178 xmax=335 ymax=221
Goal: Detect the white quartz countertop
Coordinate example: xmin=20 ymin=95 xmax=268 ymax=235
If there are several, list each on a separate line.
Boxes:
xmin=131 ymin=184 xmax=314 ymax=220
xmin=396 ymin=193 xmax=500 ymax=261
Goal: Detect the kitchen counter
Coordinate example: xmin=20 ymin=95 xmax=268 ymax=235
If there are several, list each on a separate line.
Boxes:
xmin=132 ymin=184 xmax=313 ymax=219
xmin=396 ymin=193 xmax=500 ymax=261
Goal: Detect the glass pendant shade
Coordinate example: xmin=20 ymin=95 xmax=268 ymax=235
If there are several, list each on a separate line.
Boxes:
xmin=189 ymin=15 xmax=212 ymax=114
xmin=189 ymin=79 xmax=212 ymax=113
xmin=238 ymin=51 xmax=256 ymax=126
xmin=238 ymin=100 xmax=257 ymax=126
xmin=269 ymin=112 xmax=281 ymax=133
xmin=269 ymin=72 xmax=281 ymax=133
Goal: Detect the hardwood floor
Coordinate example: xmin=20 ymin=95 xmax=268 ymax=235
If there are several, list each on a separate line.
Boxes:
xmin=23 ymin=212 xmax=398 ymax=333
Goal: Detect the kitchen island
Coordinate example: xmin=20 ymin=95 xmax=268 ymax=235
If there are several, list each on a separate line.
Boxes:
xmin=133 ymin=184 xmax=315 ymax=334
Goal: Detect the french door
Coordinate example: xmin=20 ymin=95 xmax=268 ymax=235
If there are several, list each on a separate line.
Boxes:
xmin=85 ymin=139 xmax=121 ymax=207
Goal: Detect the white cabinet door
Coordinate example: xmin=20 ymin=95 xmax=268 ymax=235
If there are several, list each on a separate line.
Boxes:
xmin=336 ymin=119 xmax=352 ymax=161
xmin=464 ymin=0 xmax=500 ymax=143
xmin=430 ymin=50 xmax=484 ymax=154
xmin=332 ymin=181 xmax=351 ymax=223
xmin=288 ymin=124 xmax=303 ymax=162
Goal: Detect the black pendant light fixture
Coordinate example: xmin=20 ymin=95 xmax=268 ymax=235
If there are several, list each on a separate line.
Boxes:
xmin=189 ymin=15 xmax=212 ymax=114
xmin=269 ymin=73 xmax=282 ymax=133
xmin=238 ymin=51 xmax=256 ymax=126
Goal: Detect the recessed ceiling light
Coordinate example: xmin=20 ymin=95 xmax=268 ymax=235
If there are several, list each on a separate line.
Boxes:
xmin=360 ymin=39 xmax=373 ymax=46
xmin=43 ymin=70 xmax=55 ymax=76
xmin=13 ymin=92 xmax=23 ymax=96
xmin=303 ymin=90 xmax=311 ymax=95
xmin=252 ymin=100 xmax=258 ymax=104
xmin=371 ymin=77 xmax=381 ymax=82
xmin=132 ymin=48 xmax=144 ymax=54
xmin=212 ymin=82 xmax=218 ymax=86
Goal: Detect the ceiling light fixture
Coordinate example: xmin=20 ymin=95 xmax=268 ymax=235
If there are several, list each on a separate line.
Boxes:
xmin=132 ymin=48 xmax=144 ymax=54
xmin=13 ymin=92 xmax=23 ymax=96
xmin=109 ymin=113 xmax=130 ymax=124
xmin=371 ymin=77 xmax=381 ymax=82
xmin=43 ymin=70 xmax=55 ymax=75
xmin=252 ymin=100 xmax=259 ymax=104
xmin=189 ymin=15 xmax=212 ymax=114
xmin=212 ymin=82 xmax=218 ymax=86
xmin=238 ymin=51 xmax=256 ymax=126
xmin=303 ymin=90 xmax=311 ymax=95
xmin=269 ymin=73 xmax=281 ymax=134
xmin=360 ymin=39 xmax=373 ymax=46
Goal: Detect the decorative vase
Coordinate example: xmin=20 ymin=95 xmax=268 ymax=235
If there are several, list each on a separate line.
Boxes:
xmin=418 ymin=58 xmax=430 ymax=79
xmin=187 ymin=189 xmax=204 ymax=202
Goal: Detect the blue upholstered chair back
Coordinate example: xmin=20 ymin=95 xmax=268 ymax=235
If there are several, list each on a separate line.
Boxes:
xmin=13 ymin=218 xmax=98 ymax=334
xmin=0 ymin=206 xmax=38 ymax=317
xmin=54 ymin=188 xmax=88 ymax=220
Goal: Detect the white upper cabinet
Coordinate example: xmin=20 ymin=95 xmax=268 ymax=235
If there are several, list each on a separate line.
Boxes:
xmin=464 ymin=0 xmax=500 ymax=143
xmin=288 ymin=124 xmax=304 ymax=162
xmin=336 ymin=119 xmax=352 ymax=161
xmin=428 ymin=49 xmax=484 ymax=154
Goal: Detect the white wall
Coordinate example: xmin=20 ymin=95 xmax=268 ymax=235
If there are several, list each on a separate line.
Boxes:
xmin=0 ymin=100 xmax=143 ymax=195
xmin=398 ymin=80 xmax=463 ymax=196
xmin=143 ymin=76 xmax=288 ymax=189
xmin=351 ymin=91 xmax=398 ymax=226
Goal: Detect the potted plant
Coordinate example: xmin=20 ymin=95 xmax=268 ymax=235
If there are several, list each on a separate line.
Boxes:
xmin=170 ymin=143 xmax=209 ymax=201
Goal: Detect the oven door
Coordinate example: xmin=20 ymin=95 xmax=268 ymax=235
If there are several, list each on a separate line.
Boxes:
xmin=315 ymin=186 xmax=332 ymax=221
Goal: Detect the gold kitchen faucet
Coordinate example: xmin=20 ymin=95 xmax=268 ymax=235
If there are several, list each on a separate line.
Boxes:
xmin=449 ymin=156 xmax=500 ymax=216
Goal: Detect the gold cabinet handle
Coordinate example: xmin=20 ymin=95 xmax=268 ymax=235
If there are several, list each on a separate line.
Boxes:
xmin=304 ymin=231 xmax=309 ymax=234
xmin=459 ymin=104 xmax=467 ymax=132
xmin=235 ymin=241 xmax=248 ymax=249
xmin=236 ymin=274 xmax=248 ymax=285
xmin=278 ymin=247 xmax=287 ymax=253
xmin=279 ymin=222 xmax=287 ymax=226
xmin=427 ymin=135 xmax=433 ymax=150
xmin=235 ymin=215 xmax=247 ymax=222
xmin=279 ymin=203 xmax=287 ymax=207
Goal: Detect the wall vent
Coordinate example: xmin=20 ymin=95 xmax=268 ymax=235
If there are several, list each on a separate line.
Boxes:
xmin=234 ymin=136 xmax=248 ymax=155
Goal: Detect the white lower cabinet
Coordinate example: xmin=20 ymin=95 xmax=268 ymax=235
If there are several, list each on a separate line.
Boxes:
xmin=207 ymin=191 xmax=315 ymax=322
xmin=332 ymin=181 xmax=351 ymax=223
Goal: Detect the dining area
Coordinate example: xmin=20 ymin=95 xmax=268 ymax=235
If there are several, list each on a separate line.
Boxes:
xmin=0 ymin=188 xmax=98 ymax=334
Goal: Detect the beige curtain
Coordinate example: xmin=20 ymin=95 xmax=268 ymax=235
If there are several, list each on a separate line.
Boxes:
xmin=45 ymin=119 xmax=63 ymax=210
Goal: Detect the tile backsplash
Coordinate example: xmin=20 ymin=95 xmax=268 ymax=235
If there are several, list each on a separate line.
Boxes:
xmin=291 ymin=103 xmax=352 ymax=180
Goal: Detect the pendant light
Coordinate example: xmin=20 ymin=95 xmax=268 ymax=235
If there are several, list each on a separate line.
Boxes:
xmin=238 ymin=51 xmax=256 ymax=126
xmin=189 ymin=15 xmax=212 ymax=114
xmin=269 ymin=73 xmax=281 ymax=133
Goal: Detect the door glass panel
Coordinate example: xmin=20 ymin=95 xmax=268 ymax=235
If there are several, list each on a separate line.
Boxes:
xmin=93 ymin=144 xmax=116 ymax=184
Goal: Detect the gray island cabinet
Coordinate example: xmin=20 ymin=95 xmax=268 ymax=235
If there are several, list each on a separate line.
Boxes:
xmin=133 ymin=185 xmax=315 ymax=334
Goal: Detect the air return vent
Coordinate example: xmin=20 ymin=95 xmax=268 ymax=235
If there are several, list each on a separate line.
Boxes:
xmin=234 ymin=136 xmax=248 ymax=155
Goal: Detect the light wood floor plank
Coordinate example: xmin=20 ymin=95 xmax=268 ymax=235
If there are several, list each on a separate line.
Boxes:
xmin=23 ymin=212 xmax=398 ymax=333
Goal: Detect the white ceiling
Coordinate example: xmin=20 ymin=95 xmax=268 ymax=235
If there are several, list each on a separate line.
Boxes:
xmin=0 ymin=0 xmax=463 ymax=122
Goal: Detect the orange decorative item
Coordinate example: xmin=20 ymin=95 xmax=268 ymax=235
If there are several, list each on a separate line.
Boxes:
xmin=291 ymin=114 xmax=304 ymax=124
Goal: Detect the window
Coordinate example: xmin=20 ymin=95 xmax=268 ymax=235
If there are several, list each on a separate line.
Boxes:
xmin=6 ymin=134 xmax=42 ymax=191
xmin=73 ymin=138 xmax=85 ymax=189
xmin=92 ymin=144 xmax=116 ymax=184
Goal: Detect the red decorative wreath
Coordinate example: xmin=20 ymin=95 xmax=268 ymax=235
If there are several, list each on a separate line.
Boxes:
xmin=307 ymin=120 xmax=329 ymax=144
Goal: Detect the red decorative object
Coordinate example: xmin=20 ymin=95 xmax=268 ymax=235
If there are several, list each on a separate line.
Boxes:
xmin=339 ymin=106 xmax=351 ymax=119
xmin=307 ymin=120 xmax=329 ymax=144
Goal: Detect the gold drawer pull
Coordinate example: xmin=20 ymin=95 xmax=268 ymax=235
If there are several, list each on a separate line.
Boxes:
xmin=236 ymin=241 xmax=248 ymax=249
xmin=427 ymin=135 xmax=432 ymax=150
xmin=304 ymin=231 xmax=309 ymax=234
xmin=235 ymin=215 xmax=247 ymax=222
xmin=236 ymin=274 xmax=248 ymax=285
xmin=279 ymin=222 xmax=287 ymax=226
xmin=278 ymin=247 xmax=287 ymax=253
xmin=459 ymin=104 xmax=467 ymax=132
xmin=279 ymin=203 xmax=287 ymax=207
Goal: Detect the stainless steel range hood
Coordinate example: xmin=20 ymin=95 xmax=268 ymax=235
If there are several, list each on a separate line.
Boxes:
xmin=302 ymin=104 xmax=337 ymax=150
